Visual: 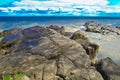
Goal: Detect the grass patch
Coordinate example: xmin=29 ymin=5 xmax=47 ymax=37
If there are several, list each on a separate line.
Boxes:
xmin=3 ymin=73 xmax=26 ymax=80
xmin=3 ymin=75 xmax=11 ymax=80
xmin=15 ymin=73 xmax=25 ymax=79
xmin=0 ymin=37 xmax=3 ymax=41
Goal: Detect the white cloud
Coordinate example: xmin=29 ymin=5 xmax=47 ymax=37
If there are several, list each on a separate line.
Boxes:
xmin=11 ymin=0 xmax=109 ymax=11
xmin=60 ymin=0 xmax=109 ymax=6
xmin=0 ymin=0 xmax=120 ymax=16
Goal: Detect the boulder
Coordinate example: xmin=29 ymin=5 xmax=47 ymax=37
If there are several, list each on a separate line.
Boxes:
xmin=71 ymin=30 xmax=88 ymax=40
xmin=0 ymin=48 xmax=8 ymax=55
xmin=64 ymin=32 xmax=73 ymax=38
xmin=22 ymin=26 xmax=51 ymax=39
xmin=96 ymin=57 xmax=120 ymax=80
xmin=84 ymin=21 xmax=120 ymax=35
xmin=0 ymin=28 xmax=22 ymax=56
xmin=101 ymin=26 xmax=120 ymax=35
xmin=71 ymin=30 xmax=99 ymax=65
xmin=116 ymin=26 xmax=120 ymax=30
xmin=2 ymin=32 xmax=23 ymax=43
xmin=0 ymin=26 xmax=103 ymax=80
xmin=85 ymin=43 xmax=99 ymax=65
xmin=77 ymin=41 xmax=99 ymax=65
xmin=0 ymin=28 xmax=21 ymax=37
xmin=47 ymin=25 xmax=65 ymax=35
xmin=116 ymin=26 xmax=120 ymax=35
xmin=84 ymin=21 xmax=100 ymax=27
xmin=84 ymin=21 xmax=101 ymax=33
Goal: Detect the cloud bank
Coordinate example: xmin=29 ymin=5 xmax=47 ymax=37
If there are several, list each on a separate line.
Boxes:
xmin=0 ymin=0 xmax=120 ymax=16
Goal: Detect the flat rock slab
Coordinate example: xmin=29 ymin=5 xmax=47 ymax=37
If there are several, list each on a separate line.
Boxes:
xmin=0 ymin=26 xmax=103 ymax=80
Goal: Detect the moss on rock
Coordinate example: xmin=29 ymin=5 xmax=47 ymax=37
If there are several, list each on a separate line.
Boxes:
xmin=3 ymin=73 xmax=26 ymax=80
xmin=0 ymin=37 xmax=3 ymax=41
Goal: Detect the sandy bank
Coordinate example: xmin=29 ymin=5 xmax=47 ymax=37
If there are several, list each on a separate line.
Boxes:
xmin=86 ymin=32 xmax=120 ymax=65
xmin=65 ymin=27 xmax=120 ymax=65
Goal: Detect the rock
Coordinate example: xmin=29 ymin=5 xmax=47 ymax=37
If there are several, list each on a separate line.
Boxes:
xmin=84 ymin=21 xmax=101 ymax=33
xmin=86 ymin=43 xmax=99 ymax=65
xmin=0 ymin=26 xmax=103 ymax=80
xmin=0 ymin=28 xmax=21 ymax=37
xmin=18 ymin=75 xmax=30 ymax=80
xmin=47 ymin=25 xmax=65 ymax=35
xmin=96 ymin=57 xmax=120 ymax=80
xmin=2 ymin=32 xmax=23 ymax=43
xmin=64 ymin=32 xmax=73 ymax=38
xmin=85 ymin=21 xmax=120 ymax=35
xmin=84 ymin=21 xmax=100 ymax=27
xmin=116 ymin=26 xmax=120 ymax=30
xmin=0 ymin=48 xmax=7 ymax=55
xmin=71 ymin=30 xmax=88 ymax=40
xmin=71 ymin=30 xmax=99 ymax=65
xmin=56 ymin=55 xmax=103 ymax=80
xmin=116 ymin=26 xmax=120 ymax=35
xmin=78 ymin=41 xmax=99 ymax=65
xmin=22 ymin=26 xmax=52 ymax=39
xmin=101 ymin=26 xmax=120 ymax=35
xmin=0 ymin=29 xmax=23 ymax=56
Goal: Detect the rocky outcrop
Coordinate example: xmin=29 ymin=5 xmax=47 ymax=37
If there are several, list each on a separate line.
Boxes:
xmin=85 ymin=43 xmax=99 ymax=65
xmin=85 ymin=21 xmax=120 ymax=35
xmin=64 ymin=32 xmax=73 ymax=38
xmin=96 ymin=57 xmax=120 ymax=80
xmin=84 ymin=21 xmax=101 ymax=33
xmin=0 ymin=26 xmax=103 ymax=80
xmin=71 ymin=30 xmax=99 ymax=65
xmin=71 ymin=30 xmax=88 ymax=40
xmin=47 ymin=25 xmax=73 ymax=38
xmin=47 ymin=25 xmax=65 ymax=35
xmin=0 ymin=28 xmax=22 ymax=56
xmin=116 ymin=26 xmax=120 ymax=29
xmin=0 ymin=28 xmax=21 ymax=37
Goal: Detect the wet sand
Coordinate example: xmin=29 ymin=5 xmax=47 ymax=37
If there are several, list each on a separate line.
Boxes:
xmin=65 ymin=27 xmax=120 ymax=65
xmin=86 ymin=32 xmax=120 ymax=65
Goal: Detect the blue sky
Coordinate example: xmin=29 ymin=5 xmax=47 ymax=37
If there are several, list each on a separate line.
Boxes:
xmin=0 ymin=0 xmax=120 ymax=16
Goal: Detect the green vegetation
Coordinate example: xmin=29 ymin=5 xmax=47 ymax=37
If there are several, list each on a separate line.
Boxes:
xmin=0 ymin=37 xmax=4 ymax=48
xmin=3 ymin=73 xmax=26 ymax=80
xmin=0 ymin=37 xmax=3 ymax=41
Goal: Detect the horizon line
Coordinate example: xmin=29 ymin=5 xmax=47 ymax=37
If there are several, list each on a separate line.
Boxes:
xmin=0 ymin=16 xmax=120 ymax=18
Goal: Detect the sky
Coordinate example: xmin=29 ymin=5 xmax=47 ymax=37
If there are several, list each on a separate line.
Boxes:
xmin=0 ymin=0 xmax=120 ymax=16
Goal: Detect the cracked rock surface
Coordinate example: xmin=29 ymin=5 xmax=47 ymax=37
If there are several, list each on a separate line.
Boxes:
xmin=0 ymin=26 xmax=104 ymax=80
xmin=96 ymin=57 xmax=120 ymax=80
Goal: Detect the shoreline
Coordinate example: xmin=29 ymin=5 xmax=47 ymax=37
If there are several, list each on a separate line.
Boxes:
xmin=1 ymin=21 xmax=120 ymax=64
xmin=1 ymin=23 xmax=120 ymax=65
xmin=0 ymin=22 xmax=120 ymax=80
xmin=65 ymin=25 xmax=120 ymax=65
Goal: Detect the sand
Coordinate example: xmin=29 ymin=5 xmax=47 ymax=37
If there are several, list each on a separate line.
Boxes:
xmin=86 ymin=32 xmax=120 ymax=65
xmin=65 ymin=27 xmax=120 ymax=65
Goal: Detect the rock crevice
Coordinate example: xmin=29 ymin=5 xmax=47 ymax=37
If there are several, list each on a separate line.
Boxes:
xmin=0 ymin=26 xmax=119 ymax=80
